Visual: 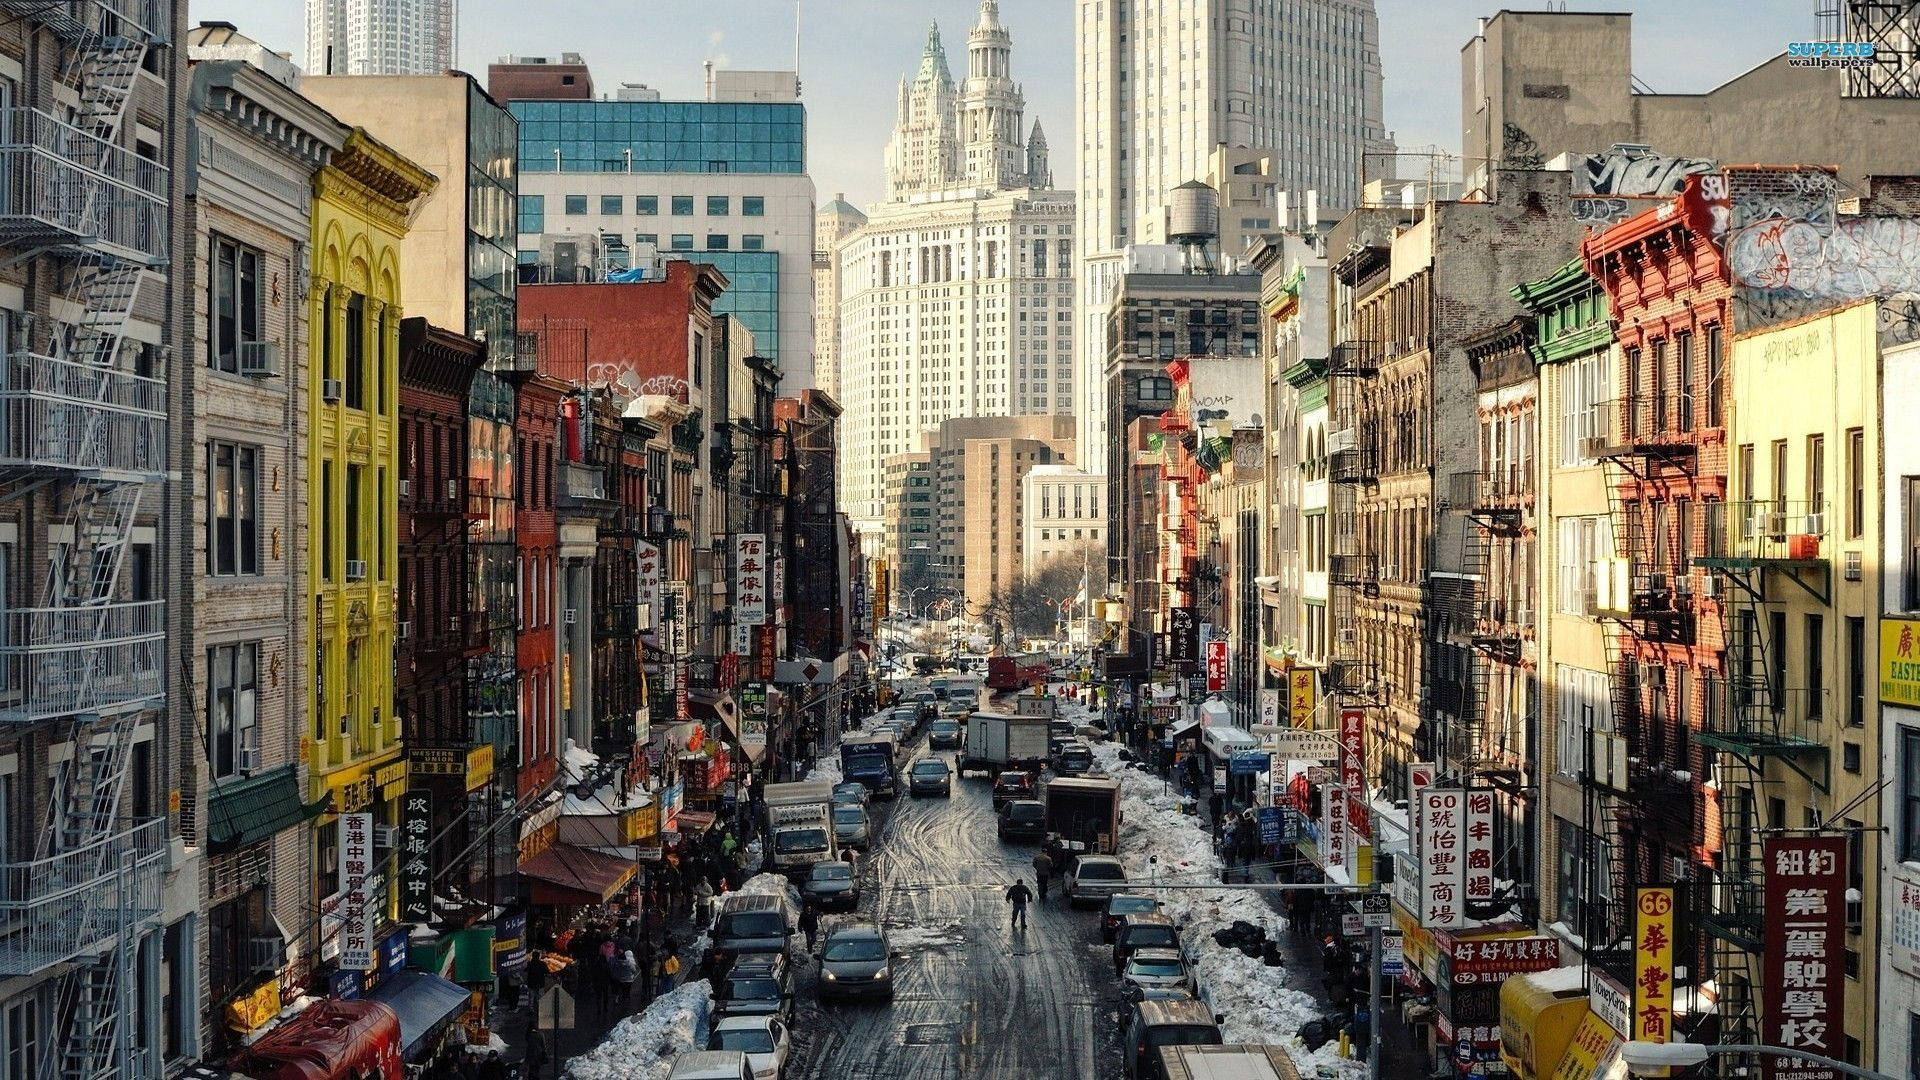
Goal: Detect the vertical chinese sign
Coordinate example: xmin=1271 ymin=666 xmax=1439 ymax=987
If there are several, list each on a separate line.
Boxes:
xmin=1289 ymin=667 xmax=1316 ymax=728
xmin=1762 ymin=835 xmax=1846 ymax=1080
xmin=1632 ymin=887 xmax=1676 ymax=1073
xmin=339 ymin=812 xmax=374 ymax=970
xmin=398 ymin=792 xmax=432 ymax=923
xmin=735 ymin=534 xmax=768 ymax=625
xmin=1419 ymin=788 xmax=1465 ymax=929
xmin=1324 ymin=785 xmax=1349 ymax=875
xmin=1339 ymin=708 xmax=1368 ymax=837
xmin=636 ymin=541 xmax=661 ymax=634
xmin=1205 ymin=639 xmax=1228 ymax=692
xmin=1463 ymin=790 xmax=1495 ymax=907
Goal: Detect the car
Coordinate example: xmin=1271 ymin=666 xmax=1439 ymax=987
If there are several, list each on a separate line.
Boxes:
xmin=1102 ymin=894 xmax=1162 ymax=943
xmin=1065 ymin=855 xmax=1129 ymax=907
xmin=996 ymin=799 xmax=1046 ymax=842
xmin=802 ymin=860 xmax=860 ymax=911
xmin=668 ymin=1050 xmax=754 ymax=1080
xmin=907 ymin=758 xmax=952 ymax=797
xmin=1053 ymin=742 xmax=1094 ymax=775
xmin=711 ymin=953 xmax=794 ymax=1022
xmin=1120 ymin=949 xmax=1193 ymax=999
xmin=1112 ymin=913 xmax=1182 ymax=974
xmin=928 ymin=720 xmax=962 ymax=750
xmin=705 ymin=1016 xmax=790 ymax=1080
xmin=1122 ymin=998 xmax=1223 ymax=1080
xmin=991 ymin=770 xmax=1036 ymax=809
xmin=832 ymin=804 xmax=871 ymax=850
xmin=707 ymin=892 xmax=795 ymax=975
xmin=831 ymin=782 xmax=870 ymax=809
xmin=817 ymin=920 xmax=898 ymax=1001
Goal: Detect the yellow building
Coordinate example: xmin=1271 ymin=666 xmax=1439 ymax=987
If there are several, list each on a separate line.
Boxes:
xmin=307 ymin=129 xmax=436 ymax=912
xmin=1709 ymin=299 xmax=1882 ymax=1068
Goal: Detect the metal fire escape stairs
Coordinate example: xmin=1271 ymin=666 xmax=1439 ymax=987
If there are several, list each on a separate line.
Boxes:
xmin=1323 ymin=340 xmax=1380 ymax=708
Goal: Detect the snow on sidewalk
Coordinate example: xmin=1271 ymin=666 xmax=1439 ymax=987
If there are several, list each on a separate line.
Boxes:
xmin=560 ymin=979 xmax=712 ymax=1080
xmin=1090 ymin=741 xmax=1362 ymax=1078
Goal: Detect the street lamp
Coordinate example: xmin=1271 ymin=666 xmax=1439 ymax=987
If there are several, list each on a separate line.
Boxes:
xmin=1619 ymin=1041 xmax=1897 ymax=1080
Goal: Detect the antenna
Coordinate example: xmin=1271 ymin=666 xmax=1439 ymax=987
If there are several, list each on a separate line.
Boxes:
xmin=795 ymin=0 xmax=803 ymax=74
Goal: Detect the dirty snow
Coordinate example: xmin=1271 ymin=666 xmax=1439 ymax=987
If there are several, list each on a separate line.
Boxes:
xmin=561 ymin=978 xmax=711 ymax=1080
xmin=736 ymin=872 xmax=802 ymax=907
xmin=1089 ymin=740 xmax=1363 ymax=1078
xmin=885 ymin=920 xmax=968 ymax=951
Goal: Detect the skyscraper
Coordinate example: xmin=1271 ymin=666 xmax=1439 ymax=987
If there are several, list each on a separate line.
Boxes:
xmin=1073 ymin=0 xmax=1393 ymax=471
xmin=307 ymin=0 xmax=456 ymax=76
xmin=883 ymin=4 xmax=1052 ymax=202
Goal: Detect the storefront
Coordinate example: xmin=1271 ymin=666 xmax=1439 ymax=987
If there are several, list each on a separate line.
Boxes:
xmin=1388 ymin=908 xmax=1565 ymax=1077
xmin=1199 ymin=712 xmax=1261 ymax=808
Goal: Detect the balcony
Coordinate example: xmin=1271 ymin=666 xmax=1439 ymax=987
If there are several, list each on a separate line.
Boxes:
xmin=1327 ymin=434 xmax=1376 ymax=485
xmin=0 ymin=817 xmax=166 ymax=976
xmin=0 ymin=351 xmax=165 ymax=480
xmin=1696 ymin=499 xmax=1830 ymax=571
xmin=1324 ymin=657 xmax=1377 ymax=696
xmin=557 ymin=461 xmax=615 ymax=516
xmin=0 ymin=0 xmax=168 ymax=43
xmin=0 ymin=601 xmax=164 ymax=722
xmin=1327 ymin=552 xmax=1379 ymax=596
xmin=0 ymin=108 xmax=168 ymax=264
xmin=1328 ymin=340 xmax=1378 ymax=378
xmin=1582 ymin=395 xmax=1700 ymax=463
xmin=1448 ymin=468 xmax=1527 ymax=531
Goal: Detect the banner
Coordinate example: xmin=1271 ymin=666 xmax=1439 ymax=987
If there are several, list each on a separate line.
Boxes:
xmin=1168 ymin=607 xmax=1198 ymax=664
xmin=1324 ymin=785 xmax=1350 ymax=875
xmin=1339 ymin=709 xmax=1368 ymax=837
xmin=398 ymin=791 xmax=433 ymax=923
xmin=1205 ymin=639 xmax=1228 ymax=692
xmin=1259 ymin=688 xmax=1280 ymax=727
xmin=1762 ymin=836 xmax=1846 ymax=1080
xmin=1290 ymin=667 xmax=1316 ymax=727
xmin=1632 ymin=887 xmax=1676 ymax=1065
xmin=1464 ymin=789 xmax=1495 ymax=907
xmin=778 ymin=556 xmax=793 ymax=622
xmin=735 ymin=534 xmax=769 ymax=625
xmin=338 ymin=812 xmax=375 ymax=970
xmin=1419 ymin=789 xmax=1465 ymax=929
xmin=636 ymin=541 xmax=662 ymax=632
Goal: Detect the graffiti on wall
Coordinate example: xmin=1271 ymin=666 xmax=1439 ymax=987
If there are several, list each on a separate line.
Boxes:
xmin=1572 ymin=197 xmax=1634 ymax=226
xmin=579 ymin=364 xmax=690 ymax=407
xmin=1570 ymin=146 xmax=1716 ymax=198
xmin=1501 ymin=124 xmax=1544 ymax=171
xmin=1878 ymin=294 xmax=1920 ymax=345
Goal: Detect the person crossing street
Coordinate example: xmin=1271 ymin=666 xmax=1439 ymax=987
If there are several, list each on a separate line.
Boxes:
xmin=1031 ymin=849 xmax=1054 ymax=901
xmin=1005 ymin=878 xmax=1034 ymax=931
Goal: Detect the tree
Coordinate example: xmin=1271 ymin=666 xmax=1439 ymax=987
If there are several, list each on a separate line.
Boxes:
xmin=975 ymin=549 xmax=1101 ymax=640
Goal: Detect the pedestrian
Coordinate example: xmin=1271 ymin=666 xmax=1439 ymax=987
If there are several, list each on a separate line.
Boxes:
xmin=481 ymin=1051 xmax=508 ymax=1080
xmin=1031 ymin=850 xmax=1054 ymax=901
xmin=1005 ymin=878 xmax=1034 ymax=931
xmin=1208 ymin=791 xmax=1225 ymax=826
xmin=659 ymin=944 xmax=682 ymax=994
xmin=1347 ymin=1007 xmax=1372 ymax=1059
xmin=608 ymin=946 xmax=638 ymax=1012
xmin=525 ymin=1033 xmax=549 ymax=1080
xmin=799 ymin=901 xmax=821 ymax=953
xmin=636 ymin=936 xmax=656 ymax=1003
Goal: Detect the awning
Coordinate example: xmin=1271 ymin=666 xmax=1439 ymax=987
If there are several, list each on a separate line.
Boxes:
xmin=676 ymin=810 xmax=717 ymax=834
xmin=688 ymin=690 xmax=739 ymax=726
xmin=1167 ymin=715 xmax=1202 ymax=738
xmin=206 ymin=765 xmax=332 ymax=855
xmin=1202 ymin=719 xmax=1261 ymax=758
xmin=517 ymin=844 xmax=638 ymax=906
xmin=365 ymin=970 xmax=471 ymax=1062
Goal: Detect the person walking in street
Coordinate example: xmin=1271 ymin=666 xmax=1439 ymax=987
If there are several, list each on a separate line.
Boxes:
xmin=1005 ymin=878 xmax=1034 ymax=931
xmin=1031 ymin=850 xmax=1054 ymax=901
xmin=658 ymin=943 xmax=682 ymax=994
xmin=608 ymin=945 xmax=638 ymax=1012
xmin=636 ymin=936 xmax=656 ymax=1003
xmin=799 ymin=901 xmax=821 ymax=953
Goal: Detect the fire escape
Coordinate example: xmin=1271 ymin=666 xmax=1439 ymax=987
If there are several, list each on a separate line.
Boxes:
xmin=1324 ymin=339 xmax=1380 ymax=706
xmin=1583 ymin=393 xmax=1702 ymax=992
xmin=0 ymin=0 xmax=172 ymax=1076
xmin=1439 ymin=467 xmax=1530 ymax=788
xmin=1692 ymin=498 xmax=1832 ymax=1068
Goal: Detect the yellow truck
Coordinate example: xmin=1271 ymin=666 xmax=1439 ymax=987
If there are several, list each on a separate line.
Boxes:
xmin=1498 ymin=968 xmax=1590 ymax=1079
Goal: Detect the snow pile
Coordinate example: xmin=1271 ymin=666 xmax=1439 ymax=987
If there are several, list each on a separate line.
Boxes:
xmin=804 ymin=756 xmax=842 ymax=785
xmin=1090 ymin=742 xmax=1362 ymax=1078
xmin=735 ymin=872 xmax=801 ymax=908
xmin=562 ymin=979 xmax=711 ymax=1080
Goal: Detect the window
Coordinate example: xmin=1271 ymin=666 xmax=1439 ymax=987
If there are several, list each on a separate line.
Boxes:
xmin=1848 ymin=617 xmax=1866 ymax=727
xmin=1675 ymin=331 xmax=1694 ymax=430
xmin=209 ymin=237 xmax=262 ymax=373
xmin=1137 ymin=376 xmax=1173 ymax=403
xmin=1772 ymin=440 xmax=1789 ymax=511
xmin=344 ymin=293 xmax=365 ymax=410
xmin=345 ymin=464 xmax=363 ymax=573
xmin=706 ymin=196 xmax=730 ymax=216
xmin=742 ymin=196 xmax=765 ymax=216
xmin=1846 ymin=428 xmax=1864 ymax=539
xmin=671 ymin=234 xmax=694 ymax=251
xmin=600 ymin=195 xmax=623 ymax=216
xmin=1557 ymin=516 xmax=1613 ymax=615
xmin=1808 ymin=434 xmax=1826 ymax=515
xmin=1706 ymin=324 xmax=1725 ymax=426
xmin=636 ymin=232 xmax=659 ymax=246
xmin=637 ymin=195 xmax=658 ymax=215
xmin=1805 ymin=613 xmax=1824 ymax=721
xmin=207 ymin=642 xmax=258 ymax=780
xmin=1908 ymin=477 xmax=1920 ymax=609
xmin=321 ymin=465 xmax=333 ymax=582
xmin=671 ymin=195 xmax=694 ymax=216
xmin=706 ymin=234 xmax=729 ymax=250
xmin=564 ymin=195 xmax=587 ymax=215
xmin=1555 ymin=664 xmax=1608 ymax=779
xmin=742 ymin=234 xmax=765 ymax=250
xmin=6 ymin=996 xmax=37 ymax=1080
xmin=517 ymin=194 xmax=544 ymax=234
xmin=208 ymin=442 xmax=260 ymax=575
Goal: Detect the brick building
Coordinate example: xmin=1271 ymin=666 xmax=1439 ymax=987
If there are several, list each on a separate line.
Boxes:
xmin=512 ymin=373 xmax=567 ymax=797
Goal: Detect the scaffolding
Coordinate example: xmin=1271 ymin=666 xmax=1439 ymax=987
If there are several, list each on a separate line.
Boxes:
xmin=1838 ymin=0 xmax=1920 ymax=97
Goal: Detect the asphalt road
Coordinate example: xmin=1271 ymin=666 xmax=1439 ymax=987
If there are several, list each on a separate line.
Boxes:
xmin=786 ymin=738 xmax=1127 ymax=1079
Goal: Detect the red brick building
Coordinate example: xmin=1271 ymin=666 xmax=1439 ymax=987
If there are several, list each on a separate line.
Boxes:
xmin=518 ymin=261 xmax=728 ymax=408
xmin=512 ymin=373 xmax=567 ymax=798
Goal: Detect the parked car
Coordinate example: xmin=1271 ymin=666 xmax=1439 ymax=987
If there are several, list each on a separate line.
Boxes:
xmin=1120 ymin=949 xmax=1194 ymax=1000
xmin=908 ymin=758 xmax=952 ymax=797
xmin=831 ymin=782 xmax=870 ymax=810
xmin=711 ymin=953 xmax=794 ymax=1022
xmin=996 ymin=799 xmax=1047 ymax=843
xmin=991 ymin=770 xmax=1037 ymax=809
xmin=1065 ymin=855 xmax=1129 ymax=906
xmin=705 ymin=1016 xmax=790 ymax=1080
xmin=832 ymin=804 xmax=871 ymax=850
xmin=928 ymin=720 xmax=962 ymax=750
xmin=1112 ymin=913 xmax=1182 ymax=974
xmin=1053 ymin=742 xmax=1094 ymax=775
xmin=668 ymin=1050 xmax=754 ymax=1080
xmin=802 ymin=860 xmax=860 ymax=912
xmin=1102 ymin=894 xmax=1161 ymax=943
xmin=1122 ymin=998 xmax=1224 ymax=1080
xmin=707 ymin=893 xmax=795 ymax=977
xmin=818 ymin=921 xmax=898 ymax=1001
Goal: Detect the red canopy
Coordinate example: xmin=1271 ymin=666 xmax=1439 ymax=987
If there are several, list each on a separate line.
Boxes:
xmin=227 ymin=999 xmax=402 ymax=1080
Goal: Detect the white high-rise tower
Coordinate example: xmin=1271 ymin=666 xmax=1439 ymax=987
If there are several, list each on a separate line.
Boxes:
xmin=307 ymin=0 xmax=456 ymax=75
xmin=1072 ymin=0 xmax=1394 ymax=472
xmin=958 ymin=1 xmax=1028 ymax=191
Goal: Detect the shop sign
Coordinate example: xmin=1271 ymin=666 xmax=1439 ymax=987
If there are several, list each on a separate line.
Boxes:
xmin=1881 ymin=618 xmax=1920 ymax=705
xmin=1590 ymin=970 xmax=1632 ymax=1037
xmin=465 ymin=745 xmax=494 ymax=791
xmin=1259 ymin=727 xmax=1338 ymax=763
xmin=758 ymin=625 xmax=777 ymax=680
xmin=517 ymin=800 xmax=561 ymax=862
xmin=1892 ymin=864 xmax=1920 ymax=977
xmin=1289 ymin=667 xmax=1316 ymax=727
xmin=1229 ymin=750 xmax=1269 ymax=775
xmin=735 ymin=534 xmax=769 ymax=624
xmin=1205 ymin=639 xmax=1228 ymax=691
xmin=1339 ymin=709 xmax=1367 ymax=837
xmin=338 ymin=812 xmax=375 ymax=970
xmin=623 ymin=803 xmax=660 ymax=844
xmin=661 ymin=782 xmax=683 ymax=832
xmin=1259 ymin=688 xmax=1280 ymax=727
xmin=1762 ymin=835 xmax=1846 ymax=1080
xmin=1554 ymin=1012 xmax=1623 ymax=1080
xmin=1342 ymin=911 xmax=1363 ymax=937
xmin=463 ymin=990 xmax=489 ymax=1046
xmin=1323 ymin=785 xmax=1350 ymax=874
xmin=676 ymin=661 xmax=690 ymax=721
xmin=1256 ymin=806 xmax=1294 ymax=845
xmin=1168 ymin=607 xmax=1198 ymax=664
xmin=1419 ymin=788 xmax=1466 ymax=929
xmin=494 ymin=912 xmax=528 ymax=975
xmin=1442 ymin=935 xmax=1560 ymax=985
xmin=637 ymin=541 xmax=662 ymax=632
xmin=227 ymin=976 xmax=282 ymax=1033
xmin=411 ymin=747 xmax=467 ymax=778
xmin=1463 ymin=790 xmax=1495 ymax=906
xmin=363 ymin=928 xmax=410 ymax=994
xmin=375 ymin=760 xmax=409 ymax=800
xmin=1632 ymin=887 xmax=1676 ymax=1068
xmin=397 ymin=790 xmax=433 ymax=923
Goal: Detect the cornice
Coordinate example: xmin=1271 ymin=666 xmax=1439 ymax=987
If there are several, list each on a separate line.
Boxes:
xmin=328 ymin=128 xmax=437 ymax=215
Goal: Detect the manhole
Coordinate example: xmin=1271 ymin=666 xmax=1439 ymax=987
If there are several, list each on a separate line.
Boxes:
xmin=901 ymin=1022 xmax=960 ymax=1046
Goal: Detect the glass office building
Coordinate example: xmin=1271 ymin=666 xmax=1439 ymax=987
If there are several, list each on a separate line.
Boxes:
xmin=509 ymin=100 xmax=806 ymax=175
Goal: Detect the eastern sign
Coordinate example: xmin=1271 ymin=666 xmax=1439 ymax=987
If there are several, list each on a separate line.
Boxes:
xmin=1257 ymin=727 xmax=1340 ymax=763
xmin=1632 ymin=887 xmax=1676 ymax=1067
xmin=397 ymin=791 xmax=433 ymax=923
xmin=1882 ymin=618 xmax=1920 ymax=705
xmin=1463 ymin=790 xmax=1495 ymax=907
xmin=1168 ymin=607 xmax=1198 ymax=664
xmin=1762 ymin=835 xmax=1846 ymax=1080
xmin=1339 ymin=709 xmax=1368 ymax=837
xmin=1324 ymin=785 xmax=1350 ymax=875
xmin=1205 ymin=639 xmax=1228 ymax=692
xmin=636 ymin=541 xmax=662 ymax=632
xmin=1289 ymin=667 xmax=1316 ymax=727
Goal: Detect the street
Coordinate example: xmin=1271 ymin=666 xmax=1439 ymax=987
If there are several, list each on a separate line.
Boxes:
xmin=786 ymin=740 xmax=1126 ymax=1079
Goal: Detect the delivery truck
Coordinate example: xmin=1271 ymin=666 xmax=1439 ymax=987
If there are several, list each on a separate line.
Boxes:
xmin=986 ymin=652 xmax=1053 ymax=690
xmin=1155 ymin=1045 xmax=1302 ymax=1080
xmin=840 ymin=735 xmax=898 ymax=798
xmin=1043 ymin=775 xmax=1122 ymax=855
xmin=959 ymin=710 xmax=1050 ymax=777
xmin=761 ymin=781 xmax=838 ymax=877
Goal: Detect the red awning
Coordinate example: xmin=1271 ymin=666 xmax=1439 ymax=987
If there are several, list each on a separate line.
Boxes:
xmin=675 ymin=810 xmax=717 ymax=834
xmin=518 ymin=844 xmax=638 ymax=906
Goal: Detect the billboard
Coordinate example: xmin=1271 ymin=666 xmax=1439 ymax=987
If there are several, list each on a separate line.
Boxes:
xmin=735 ymin=534 xmax=769 ymax=625
xmin=1762 ymin=835 xmax=1846 ymax=1080
xmin=1632 ymin=887 xmax=1676 ymax=1067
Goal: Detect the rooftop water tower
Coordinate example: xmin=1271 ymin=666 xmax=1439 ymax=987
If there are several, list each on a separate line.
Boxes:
xmin=1168 ymin=180 xmax=1220 ymax=275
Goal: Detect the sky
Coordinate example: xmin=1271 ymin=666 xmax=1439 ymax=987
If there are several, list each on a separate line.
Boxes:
xmin=201 ymin=0 xmax=1822 ymax=210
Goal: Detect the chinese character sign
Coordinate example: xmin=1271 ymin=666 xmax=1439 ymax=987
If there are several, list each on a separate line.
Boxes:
xmin=1259 ymin=688 xmax=1280 ymax=727
xmin=735 ymin=534 xmax=769 ymax=625
xmin=1419 ymin=788 xmax=1465 ymax=929
xmin=1762 ymin=835 xmax=1846 ymax=1080
xmin=636 ymin=541 xmax=662 ymax=632
xmin=398 ymin=792 xmax=432 ymax=924
xmin=1632 ymin=888 xmax=1675 ymax=1056
xmin=1205 ymin=640 xmax=1228 ymax=691
xmin=1463 ymin=790 xmax=1495 ymax=907
xmin=1339 ymin=709 xmax=1369 ymax=837
xmin=1289 ymin=667 xmax=1316 ymax=727
xmin=1892 ymin=865 xmax=1920 ymax=978
xmin=1324 ymin=785 xmax=1350 ymax=873
xmin=1168 ymin=607 xmax=1198 ymax=664
xmin=339 ymin=812 xmax=375 ymax=970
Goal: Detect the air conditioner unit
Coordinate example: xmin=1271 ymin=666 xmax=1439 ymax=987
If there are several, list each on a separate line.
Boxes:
xmin=398 ymin=479 xmax=411 ymax=499
xmin=564 ymin=608 xmax=578 ymax=625
xmin=396 ymin=620 xmax=411 ymax=640
xmin=238 ymin=740 xmax=261 ymax=773
xmin=449 ymin=614 xmax=463 ymax=633
xmin=1664 ymin=855 xmax=1691 ymax=883
xmin=1753 ymin=512 xmax=1789 ymax=537
xmin=321 ymin=378 xmax=343 ymax=403
xmin=345 ymin=559 xmax=367 ymax=581
xmin=373 ymin=824 xmax=399 ymax=849
xmin=237 ymin=341 xmax=282 ymax=377
xmin=1844 ymin=551 xmax=1862 ymax=581
xmin=447 ymin=477 xmax=461 ymax=501
xmin=1379 ymin=563 xmax=1397 ymax=579
xmin=1695 ymin=575 xmax=1720 ymax=599
xmin=1802 ymin=513 xmax=1825 ymax=535
xmin=1337 ymin=627 xmax=1359 ymax=645
xmin=245 ymin=936 xmax=285 ymax=972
